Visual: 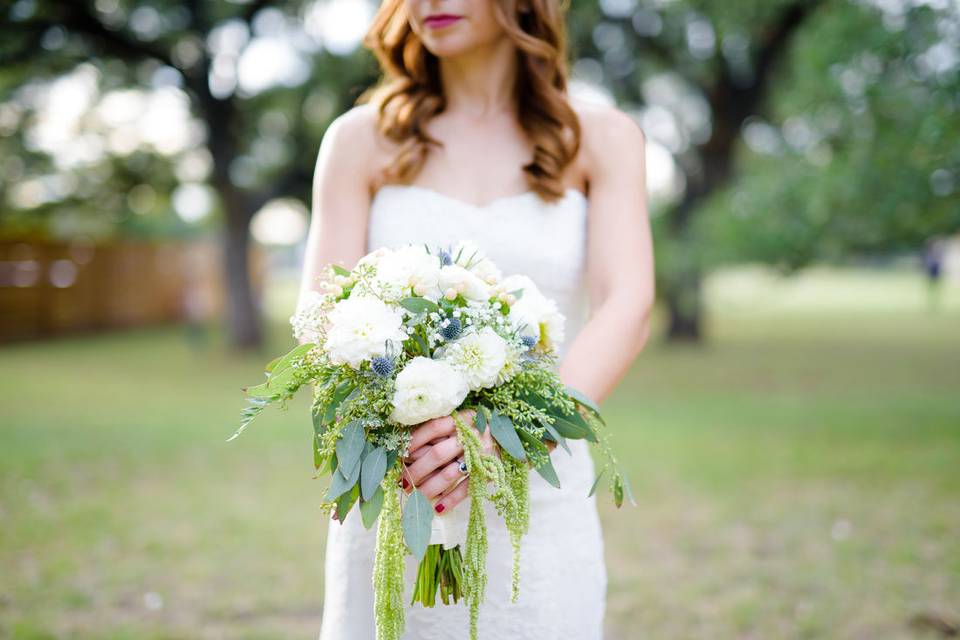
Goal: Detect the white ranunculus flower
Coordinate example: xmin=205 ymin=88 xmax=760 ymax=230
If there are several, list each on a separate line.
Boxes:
xmin=451 ymin=240 xmax=502 ymax=282
xmin=389 ymin=357 xmax=469 ymax=425
xmin=375 ymin=245 xmax=441 ymax=301
xmin=438 ymin=326 xmax=508 ymax=390
xmin=437 ymin=264 xmax=491 ymax=301
xmin=323 ymin=295 xmax=407 ymax=368
xmin=501 ymin=274 xmax=566 ymax=351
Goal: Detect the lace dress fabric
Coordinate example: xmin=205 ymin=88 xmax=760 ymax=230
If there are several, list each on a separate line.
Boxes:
xmin=318 ymin=184 xmax=607 ymax=640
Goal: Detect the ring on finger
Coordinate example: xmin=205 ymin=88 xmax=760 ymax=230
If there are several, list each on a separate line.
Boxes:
xmin=456 ymin=458 xmax=468 ymax=475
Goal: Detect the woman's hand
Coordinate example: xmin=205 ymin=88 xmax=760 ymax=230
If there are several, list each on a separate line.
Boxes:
xmin=400 ymin=409 xmax=500 ymax=513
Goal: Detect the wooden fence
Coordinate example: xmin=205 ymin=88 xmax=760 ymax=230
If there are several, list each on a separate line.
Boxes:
xmin=0 ymin=236 xmax=265 ymax=343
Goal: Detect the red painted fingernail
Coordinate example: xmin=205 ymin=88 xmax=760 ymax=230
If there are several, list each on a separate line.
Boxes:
xmin=402 ymin=478 xmax=409 ymax=489
xmin=435 ymin=503 xmax=445 ymax=513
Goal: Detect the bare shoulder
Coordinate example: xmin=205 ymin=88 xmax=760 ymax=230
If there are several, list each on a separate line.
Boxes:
xmin=570 ymin=99 xmax=646 ymax=189
xmin=316 ymin=102 xmax=381 ymax=188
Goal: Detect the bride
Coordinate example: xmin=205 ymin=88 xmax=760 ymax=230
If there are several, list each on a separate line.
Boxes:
xmin=297 ymin=1 xmax=654 ymax=638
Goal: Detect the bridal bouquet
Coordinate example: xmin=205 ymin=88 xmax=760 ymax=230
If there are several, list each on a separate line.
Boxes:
xmin=230 ymin=240 xmax=633 ymax=640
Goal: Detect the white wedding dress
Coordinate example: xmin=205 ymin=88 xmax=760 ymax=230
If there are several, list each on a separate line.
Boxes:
xmin=318 ymin=183 xmax=607 ymax=639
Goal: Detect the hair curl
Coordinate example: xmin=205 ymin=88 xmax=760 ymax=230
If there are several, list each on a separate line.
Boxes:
xmin=356 ymin=0 xmax=580 ymax=203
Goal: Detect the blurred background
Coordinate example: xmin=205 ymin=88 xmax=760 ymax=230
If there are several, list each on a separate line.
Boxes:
xmin=1 ymin=0 xmax=958 ymax=638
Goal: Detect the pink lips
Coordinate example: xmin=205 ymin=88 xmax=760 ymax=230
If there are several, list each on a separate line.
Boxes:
xmin=424 ymin=14 xmax=462 ymax=28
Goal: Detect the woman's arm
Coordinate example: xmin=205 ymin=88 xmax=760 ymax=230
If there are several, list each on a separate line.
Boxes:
xmin=557 ymin=107 xmax=655 ymax=405
xmin=294 ymin=106 xmax=377 ymax=345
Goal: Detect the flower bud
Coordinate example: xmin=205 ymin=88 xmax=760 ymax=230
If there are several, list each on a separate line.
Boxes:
xmin=504 ymin=293 xmax=517 ymax=306
xmin=444 ymin=288 xmax=458 ymax=300
xmin=413 ymin=283 xmax=427 ymax=297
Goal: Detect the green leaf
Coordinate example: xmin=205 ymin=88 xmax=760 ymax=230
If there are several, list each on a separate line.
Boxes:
xmin=402 ymin=488 xmax=435 ymax=561
xmin=227 ymin=395 xmax=277 ymax=442
xmin=587 ymin=468 xmax=606 ymax=497
xmin=326 ymin=453 xmax=361 ymax=501
xmin=619 ymin=468 xmax=637 ymax=507
xmin=508 ymin=288 xmax=524 ymax=300
xmin=360 ymin=486 xmax=385 ymax=529
xmin=266 ymin=342 xmax=314 ymax=374
xmin=399 ymin=297 xmax=439 ymax=314
xmin=335 ymin=420 xmax=366 ymax=480
xmin=549 ymin=406 xmax=598 ymax=443
xmin=323 ymin=381 xmax=355 ymax=424
xmin=335 ymin=483 xmax=360 ymax=521
xmin=474 ymin=405 xmax=488 ymax=434
xmin=613 ymin=475 xmax=624 ymax=508
xmin=411 ymin=331 xmax=430 ymax=356
xmin=487 ymin=410 xmax=526 ymax=462
xmin=538 ymin=421 xmax=571 ymax=455
xmin=360 ymin=446 xmax=388 ymax=501
xmin=243 ymin=367 xmax=298 ymax=398
xmin=534 ymin=455 xmax=561 ymax=488
xmin=516 ymin=426 xmax=547 ymax=456
xmin=331 ymin=264 xmax=351 ymax=277
xmin=564 ymin=386 xmax=604 ymax=421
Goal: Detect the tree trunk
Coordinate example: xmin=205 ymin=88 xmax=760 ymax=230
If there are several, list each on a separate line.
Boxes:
xmin=664 ymin=268 xmax=703 ymax=341
xmin=221 ymin=201 xmax=262 ymax=349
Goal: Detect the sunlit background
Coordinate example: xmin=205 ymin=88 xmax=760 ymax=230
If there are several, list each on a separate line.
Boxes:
xmin=1 ymin=0 xmax=958 ymax=638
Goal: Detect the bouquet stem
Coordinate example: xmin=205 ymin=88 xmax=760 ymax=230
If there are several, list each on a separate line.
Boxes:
xmin=411 ymin=543 xmax=465 ymax=607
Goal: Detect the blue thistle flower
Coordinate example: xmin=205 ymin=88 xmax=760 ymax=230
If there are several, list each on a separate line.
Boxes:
xmin=438 ymin=248 xmax=453 ymax=266
xmin=521 ymin=334 xmax=538 ymax=350
xmin=440 ymin=317 xmax=462 ymax=340
xmin=371 ymin=356 xmax=395 ymax=377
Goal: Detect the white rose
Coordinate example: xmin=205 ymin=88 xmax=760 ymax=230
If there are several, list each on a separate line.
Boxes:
xmin=501 ymin=274 xmax=566 ymax=351
xmin=389 ymin=357 xmax=469 ymax=425
xmin=376 ymin=245 xmax=441 ymax=301
xmin=438 ymin=326 xmax=508 ymax=390
xmin=323 ymin=295 xmax=407 ymax=368
xmin=437 ymin=264 xmax=491 ymax=301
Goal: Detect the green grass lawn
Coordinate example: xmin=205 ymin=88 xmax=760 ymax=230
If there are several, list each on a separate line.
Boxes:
xmin=1 ymin=266 xmax=958 ymax=639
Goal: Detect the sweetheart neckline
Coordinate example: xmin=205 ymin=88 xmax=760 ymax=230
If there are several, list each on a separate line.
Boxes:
xmin=371 ymin=183 xmax=587 ymax=211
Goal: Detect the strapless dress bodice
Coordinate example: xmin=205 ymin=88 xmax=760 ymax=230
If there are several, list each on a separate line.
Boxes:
xmin=366 ymin=184 xmax=590 ymax=360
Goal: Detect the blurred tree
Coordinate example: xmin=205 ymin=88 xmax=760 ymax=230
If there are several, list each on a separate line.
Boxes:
xmin=567 ymin=0 xmax=960 ymax=340
xmin=0 ymin=0 xmax=377 ymax=349
xmin=3 ymin=1 xmax=957 ymax=347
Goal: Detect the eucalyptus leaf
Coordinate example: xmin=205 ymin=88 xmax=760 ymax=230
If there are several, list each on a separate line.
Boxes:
xmin=587 ymin=468 xmax=606 ymax=497
xmin=487 ymin=410 xmax=526 ymax=462
xmin=564 ymin=386 xmax=604 ymax=421
xmin=335 ymin=420 xmax=365 ymax=479
xmin=326 ymin=454 xmax=360 ymax=501
xmin=534 ymin=455 xmax=561 ymax=489
xmin=399 ymin=297 xmax=439 ymax=314
xmin=516 ymin=426 xmax=547 ymax=456
xmin=335 ymin=483 xmax=360 ymax=521
xmin=550 ymin=408 xmax=597 ymax=443
xmin=360 ymin=446 xmax=388 ymax=501
xmin=402 ymin=488 xmax=434 ymax=561
xmin=323 ymin=381 xmax=355 ymax=424
xmin=508 ymin=288 xmax=524 ymax=300
xmin=360 ymin=486 xmax=385 ymax=529
xmin=474 ymin=405 xmax=488 ymax=434
xmin=538 ymin=421 xmax=571 ymax=455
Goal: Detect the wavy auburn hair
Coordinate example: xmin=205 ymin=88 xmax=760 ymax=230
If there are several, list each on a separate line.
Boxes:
xmin=356 ymin=0 xmax=581 ymax=203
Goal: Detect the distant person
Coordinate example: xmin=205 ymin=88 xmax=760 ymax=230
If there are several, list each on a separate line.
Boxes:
xmin=924 ymin=236 xmax=946 ymax=310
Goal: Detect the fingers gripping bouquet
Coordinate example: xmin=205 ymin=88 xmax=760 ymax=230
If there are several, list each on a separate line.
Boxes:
xmin=230 ymin=240 xmax=634 ymax=640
